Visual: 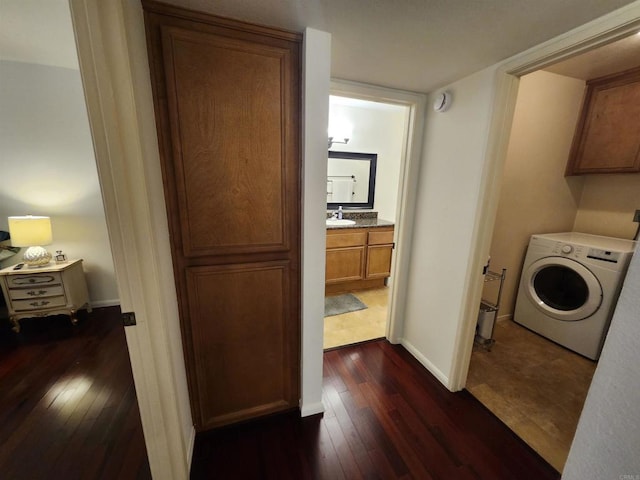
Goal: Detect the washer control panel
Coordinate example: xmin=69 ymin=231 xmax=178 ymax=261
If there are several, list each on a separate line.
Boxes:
xmin=552 ymin=242 xmax=621 ymax=263
xmin=552 ymin=242 xmax=585 ymax=259
xmin=587 ymin=248 xmax=621 ymax=264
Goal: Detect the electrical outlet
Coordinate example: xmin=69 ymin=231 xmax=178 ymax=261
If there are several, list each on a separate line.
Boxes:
xmin=634 ymin=210 xmax=640 ymax=223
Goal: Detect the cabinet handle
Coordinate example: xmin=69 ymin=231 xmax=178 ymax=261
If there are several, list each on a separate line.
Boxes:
xmin=29 ymin=300 xmax=50 ymax=307
xmin=27 ymin=290 xmax=48 ymax=297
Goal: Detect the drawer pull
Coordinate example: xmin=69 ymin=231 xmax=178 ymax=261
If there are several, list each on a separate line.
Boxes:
xmin=12 ymin=275 xmax=58 ymax=286
xmin=29 ymin=300 xmax=50 ymax=307
xmin=27 ymin=290 xmax=48 ymax=297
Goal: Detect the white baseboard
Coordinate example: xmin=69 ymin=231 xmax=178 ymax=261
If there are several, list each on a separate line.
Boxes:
xmin=400 ymin=338 xmax=451 ymax=389
xmin=300 ymin=400 xmax=325 ymax=417
xmin=90 ymin=299 xmax=120 ymax=308
xmin=497 ymin=313 xmax=512 ymax=322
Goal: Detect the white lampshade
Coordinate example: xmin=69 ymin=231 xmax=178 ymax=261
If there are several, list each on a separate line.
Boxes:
xmin=8 ymin=216 xmax=53 ymax=246
xmin=8 ymin=216 xmax=53 ymax=267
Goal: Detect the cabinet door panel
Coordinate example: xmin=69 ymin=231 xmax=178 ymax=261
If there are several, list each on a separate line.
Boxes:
xmin=161 ymin=26 xmax=294 ymax=257
xmin=567 ymin=67 xmax=640 ymax=175
xmin=366 ymin=245 xmax=393 ymax=279
xmin=577 ymin=82 xmax=640 ymax=172
xmin=326 ymin=247 xmax=366 ymax=283
xmin=186 ymin=263 xmax=296 ymax=427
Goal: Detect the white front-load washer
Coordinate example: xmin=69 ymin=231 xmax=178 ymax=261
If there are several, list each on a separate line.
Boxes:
xmin=514 ymin=232 xmax=636 ymax=360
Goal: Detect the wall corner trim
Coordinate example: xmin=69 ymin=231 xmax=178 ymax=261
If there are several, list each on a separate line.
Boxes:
xmin=300 ymin=401 xmax=325 ymax=417
xmin=400 ymin=339 xmax=452 ymax=390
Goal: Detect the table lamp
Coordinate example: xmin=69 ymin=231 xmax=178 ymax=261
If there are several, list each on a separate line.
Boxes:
xmin=8 ymin=215 xmax=53 ymax=267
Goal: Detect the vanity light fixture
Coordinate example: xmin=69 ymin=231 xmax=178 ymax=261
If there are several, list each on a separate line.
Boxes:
xmin=328 ymin=114 xmax=353 ymax=149
xmin=8 ymin=215 xmax=53 ymax=267
xmin=328 ymin=136 xmax=350 ymax=149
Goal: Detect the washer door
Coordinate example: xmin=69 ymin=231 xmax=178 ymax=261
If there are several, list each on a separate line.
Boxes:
xmin=525 ymin=256 xmax=602 ymax=321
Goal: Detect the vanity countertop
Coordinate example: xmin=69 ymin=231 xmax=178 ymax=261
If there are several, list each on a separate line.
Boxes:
xmin=326 ymin=217 xmax=394 ymax=230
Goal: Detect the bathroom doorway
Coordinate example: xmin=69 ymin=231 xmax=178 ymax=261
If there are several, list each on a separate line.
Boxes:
xmin=323 ymin=82 xmax=426 ymax=349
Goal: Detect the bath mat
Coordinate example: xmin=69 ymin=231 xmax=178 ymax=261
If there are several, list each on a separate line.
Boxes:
xmin=324 ymin=293 xmax=367 ymax=317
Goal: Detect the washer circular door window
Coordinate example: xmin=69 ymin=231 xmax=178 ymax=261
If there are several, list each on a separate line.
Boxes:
xmin=525 ymin=256 xmax=602 ymax=321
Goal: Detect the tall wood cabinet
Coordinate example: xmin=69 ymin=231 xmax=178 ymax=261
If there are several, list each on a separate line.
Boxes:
xmin=143 ymin=1 xmax=301 ymax=430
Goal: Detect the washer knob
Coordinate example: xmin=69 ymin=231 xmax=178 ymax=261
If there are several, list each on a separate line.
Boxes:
xmin=561 ymin=244 xmax=573 ymax=254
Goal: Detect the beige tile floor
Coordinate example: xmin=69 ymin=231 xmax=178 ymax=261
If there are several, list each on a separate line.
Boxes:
xmin=323 ymin=287 xmax=389 ymax=349
xmin=466 ymin=319 xmax=597 ymax=472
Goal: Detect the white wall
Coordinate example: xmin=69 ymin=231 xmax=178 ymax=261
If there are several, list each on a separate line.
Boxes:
xmin=0 ymin=60 xmax=118 ymax=305
xmin=574 ymin=173 xmax=640 ymax=239
xmin=489 ymin=71 xmax=586 ymax=319
xmin=401 ymin=66 xmax=499 ymax=385
xmin=329 ymin=99 xmax=407 ymax=221
xmin=562 ymin=244 xmax=640 ymax=479
xmin=301 ymin=27 xmax=331 ymax=416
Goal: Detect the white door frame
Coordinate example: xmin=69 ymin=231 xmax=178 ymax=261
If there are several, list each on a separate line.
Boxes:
xmin=449 ymin=2 xmax=640 ymax=391
xmin=329 ymin=80 xmax=427 ymax=344
xmin=69 ymin=0 xmax=195 ymax=478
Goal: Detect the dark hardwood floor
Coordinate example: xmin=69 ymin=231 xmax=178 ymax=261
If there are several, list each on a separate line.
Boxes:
xmin=0 ymin=306 xmax=150 ymax=480
xmin=0 ymin=307 xmax=560 ymax=479
xmin=192 ymin=340 xmax=560 ymax=480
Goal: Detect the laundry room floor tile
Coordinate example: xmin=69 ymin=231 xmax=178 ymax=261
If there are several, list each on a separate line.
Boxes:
xmin=467 ymin=319 xmax=597 ymax=473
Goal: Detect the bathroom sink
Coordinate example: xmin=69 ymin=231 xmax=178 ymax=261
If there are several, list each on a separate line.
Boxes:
xmin=326 ymin=218 xmax=356 ymax=226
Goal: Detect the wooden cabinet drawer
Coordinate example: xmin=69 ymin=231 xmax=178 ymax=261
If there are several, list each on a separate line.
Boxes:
xmin=9 ymin=285 xmax=65 ymax=300
xmin=368 ymin=230 xmax=394 ymax=245
xmin=7 ymin=272 xmax=62 ymax=288
xmin=12 ymin=296 xmax=67 ymax=312
xmin=326 ymin=231 xmax=367 ymax=249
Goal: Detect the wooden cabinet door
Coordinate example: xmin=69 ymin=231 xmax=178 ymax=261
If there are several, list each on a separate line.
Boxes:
xmin=566 ymin=67 xmax=640 ymax=175
xmin=366 ymin=245 xmax=393 ymax=279
xmin=143 ymin=2 xmax=301 ymax=430
xmin=326 ymin=247 xmax=366 ymax=283
xmin=366 ymin=227 xmax=394 ymax=279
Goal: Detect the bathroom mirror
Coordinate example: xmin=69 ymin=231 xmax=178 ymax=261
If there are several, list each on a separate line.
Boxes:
xmin=327 ymin=151 xmax=377 ymax=210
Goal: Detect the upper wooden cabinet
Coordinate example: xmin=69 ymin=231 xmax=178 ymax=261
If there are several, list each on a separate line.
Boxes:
xmin=143 ymin=1 xmax=301 ymax=431
xmin=566 ymin=66 xmax=640 ymax=175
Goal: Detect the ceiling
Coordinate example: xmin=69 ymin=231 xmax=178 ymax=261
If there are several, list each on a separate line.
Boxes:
xmin=0 ymin=0 xmax=638 ymax=91
xmin=544 ymin=33 xmax=640 ymax=80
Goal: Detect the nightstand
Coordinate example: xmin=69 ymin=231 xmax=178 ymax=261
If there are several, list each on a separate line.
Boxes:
xmin=0 ymin=259 xmax=91 ymax=333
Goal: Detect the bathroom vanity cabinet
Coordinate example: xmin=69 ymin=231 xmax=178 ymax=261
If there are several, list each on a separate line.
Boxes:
xmin=566 ymin=66 xmax=640 ymax=175
xmin=325 ymin=226 xmax=394 ymax=295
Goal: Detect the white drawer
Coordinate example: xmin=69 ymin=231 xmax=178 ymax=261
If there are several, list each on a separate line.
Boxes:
xmin=9 ymin=285 xmax=65 ymax=300
xmin=7 ymin=272 xmax=62 ymax=288
xmin=12 ymin=296 xmax=67 ymax=311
